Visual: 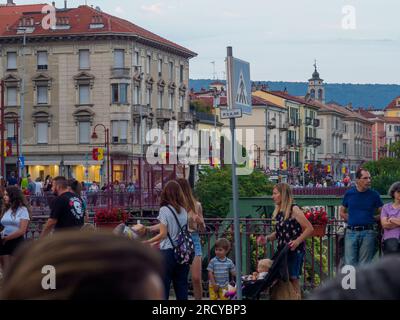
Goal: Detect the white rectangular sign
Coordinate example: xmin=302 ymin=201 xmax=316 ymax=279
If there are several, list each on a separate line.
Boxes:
xmin=220 ymin=108 xmax=243 ymax=119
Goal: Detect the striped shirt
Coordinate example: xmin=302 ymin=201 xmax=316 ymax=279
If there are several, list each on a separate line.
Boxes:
xmin=207 ymin=257 xmax=235 ymax=287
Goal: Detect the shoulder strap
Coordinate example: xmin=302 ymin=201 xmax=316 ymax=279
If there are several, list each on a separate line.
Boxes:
xmin=166 ymin=205 xmax=187 ymax=248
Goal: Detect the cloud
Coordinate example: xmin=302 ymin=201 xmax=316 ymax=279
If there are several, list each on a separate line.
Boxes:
xmin=141 ymin=3 xmax=163 ymax=15
xmin=115 ymin=6 xmax=124 ymax=14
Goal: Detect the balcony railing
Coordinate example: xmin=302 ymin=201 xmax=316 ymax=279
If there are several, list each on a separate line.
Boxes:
xmin=132 ymin=104 xmax=152 ymax=118
xmin=305 ymin=136 xmax=315 ymax=146
xmin=156 ymin=108 xmax=173 ymax=120
xmin=289 ymin=118 xmax=301 ymax=127
xmin=279 ymin=123 xmax=289 ymax=131
xmin=305 ymin=117 xmax=313 ymax=126
xmin=313 ymin=138 xmax=322 ymax=147
xmin=178 ymin=112 xmax=193 ymax=124
xmin=111 ymin=67 xmax=130 ymax=78
xmin=194 ymin=111 xmax=218 ymax=124
xmin=313 ymin=119 xmax=320 ymax=127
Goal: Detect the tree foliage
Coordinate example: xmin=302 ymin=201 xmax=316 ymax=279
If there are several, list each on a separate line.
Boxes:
xmin=194 ymin=166 xmax=274 ymax=217
xmin=363 ymin=158 xmax=400 ymax=195
xmin=389 ymin=141 xmax=400 ymax=159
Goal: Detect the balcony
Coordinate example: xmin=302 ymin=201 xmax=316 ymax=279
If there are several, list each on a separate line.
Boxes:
xmin=178 ymin=112 xmax=193 ymax=124
xmin=194 ymin=111 xmax=218 ymax=124
xmin=313 ymin=119 xmax=320 ymax=127
xmin=287 ymin=139 xmax=297 ymax=147
xmin=111 ymin=67 xmax=130 ymax=78
xmin=267 ymin=118 xmax=276 ymax=129
xmin=305 ymin=117 xmax=313 ymax=126
xmin=289 ymin=118 xmax=301 ymax=127
xmin=279 ymin=123 xmax=289 ymax=131
xmin=313 ymin=138 xmax=322 ymax=147
xmin=132 ymin=104 xmax=152 ymax=118
xmin=305 ymin=136 xmax=315 ymax=146
xmin=268 ymin=145 xmax=277 ymax=154
xmin=156 ymin=108 xmax=173 ymax=120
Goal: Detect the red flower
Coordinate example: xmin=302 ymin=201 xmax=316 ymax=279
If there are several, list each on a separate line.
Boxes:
xmin=304 ymin=207 xmax=328 ymax=225
xmin=94 ymin=207 xmax=129 ymax=223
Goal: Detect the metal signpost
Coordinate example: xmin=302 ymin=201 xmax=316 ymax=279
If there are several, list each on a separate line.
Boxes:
xmin=225 ymin=46 xmax=252 ymax=300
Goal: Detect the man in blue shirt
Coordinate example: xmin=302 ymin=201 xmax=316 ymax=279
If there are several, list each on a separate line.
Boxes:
xmin=340 ymin=168 xmax=383 ymax=266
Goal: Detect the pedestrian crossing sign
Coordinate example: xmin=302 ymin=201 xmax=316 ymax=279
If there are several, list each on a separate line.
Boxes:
xmin=231 ymin=57 xmax=251 ymax=115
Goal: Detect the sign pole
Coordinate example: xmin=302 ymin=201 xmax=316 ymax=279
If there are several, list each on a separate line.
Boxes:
xmin=226 ymin=46 xmax=242 ymax=300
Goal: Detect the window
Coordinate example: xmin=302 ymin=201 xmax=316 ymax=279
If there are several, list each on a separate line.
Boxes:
xmin=6 ymin=87 xmax=17 ymax=106
xmin=37 ymin=51 xmax=48 ymax=70
xmin=146 ymin=55 xmax=151 ymax=74
xmin=111 ymin=84 xmax=128 ymax=104
xmin=168 ymin=93 xmax=174 ymax=110
xmin=6 ymin=123 xmax=15 ymax=141
xmin=7 ymin=52 xmax=17 ymax=70
xmin=133 ymin=85 xmax=141 ymax=104
xmin=179 ymin=95 xmax=184 ymax=111
xmin=79 ymin=85 xmax=90 ymax=105
xmin=112 ymin=120 xmax=128 ymax=144
xmin=179 ymin=65 xmax=184 ymax=82
xmin=146 ymin=88 xmax=151 ymax=105
xmin=114 ymin=49 xmax=125 ymax=68
xmin=79 ymin=122 xmax=90 ymax=144
xmin=389 ymin=125 xmax=392 ymax=132
xmin=37 ymin=123 xmax=48 ymax=144
xmin=134 ymin=51 xmax=140 ymax=66
xmin=79 ymin=50 xmax=90 ymax=69
xmin=158 ymin=58 xmax=163 ymax=76
xmin=37 ymin=86 xmax=48 ymax=104
xmin=169 ymin=62 xmax=174 ymax=80
xmin=158 ymin=92 xmax=163 ymax=109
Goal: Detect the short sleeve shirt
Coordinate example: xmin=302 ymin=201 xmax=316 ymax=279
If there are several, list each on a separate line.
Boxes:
xmin=207 ymin=257 xmax=235 ymax=287
xmin=1 ymin=206 xmax=30 ymax=236
xmin=50 ymin=192 xmax=85 ymax=230
xmin=158 ymin=206 xmax=188 ymax=250
xmin=381 ymin=203 xmax=400 ymax=240
xmin=275 ymin=207 xmax=305 ymax=253
xmin=342 ymin=187 xmax=383 ymax=226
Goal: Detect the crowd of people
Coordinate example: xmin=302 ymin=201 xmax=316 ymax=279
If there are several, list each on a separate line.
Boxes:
xmin=0 ymin=167 xmax=398 ymax=300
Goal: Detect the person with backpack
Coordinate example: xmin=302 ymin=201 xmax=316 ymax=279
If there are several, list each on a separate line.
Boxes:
xmin=144 ymin=180 xmax=193 ymax=300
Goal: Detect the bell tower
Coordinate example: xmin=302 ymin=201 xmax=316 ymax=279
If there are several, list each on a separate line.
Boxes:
xmin=307 ymin=60 xmax=325 ymax=103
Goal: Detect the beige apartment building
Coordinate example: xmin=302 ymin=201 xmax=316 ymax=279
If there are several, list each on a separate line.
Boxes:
xmin=0 ymin=3 xmax=196 ymax=182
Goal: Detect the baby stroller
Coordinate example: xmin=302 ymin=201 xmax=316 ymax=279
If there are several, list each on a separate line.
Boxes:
xmin=242 ymin=245 xmax=291 ymax=300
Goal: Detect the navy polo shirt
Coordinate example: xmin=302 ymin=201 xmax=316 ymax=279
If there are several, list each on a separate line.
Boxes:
xmin=342 ymin=187 xmax=383 ymax=226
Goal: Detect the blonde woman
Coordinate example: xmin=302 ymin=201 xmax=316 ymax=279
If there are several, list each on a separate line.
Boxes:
xmin=176 ymin=178 xmax=205 ymax=300
xmin=258 ymin=183 xmax=313 ymax=298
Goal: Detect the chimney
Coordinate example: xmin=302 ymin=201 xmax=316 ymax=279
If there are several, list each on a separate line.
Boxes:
xmin=6 ymin=0 xmax=15 ymax=6
xmin=52 ymin=1 xmax=55 ymax=7
xmin=348 ymin=102 xmax=353 ymax=110
xmin=64 ymin=0 xmax=67 ymax=9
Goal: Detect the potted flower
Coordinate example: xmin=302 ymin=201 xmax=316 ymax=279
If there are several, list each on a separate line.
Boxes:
xmin=304 ymin=207 xmax=329 ymax=237
xmin=94 ymin=207 xmax=129 ymax=229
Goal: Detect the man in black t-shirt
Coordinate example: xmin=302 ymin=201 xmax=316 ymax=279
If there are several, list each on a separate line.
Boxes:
xmin=41 ymin=176 xmax=85 ymax=238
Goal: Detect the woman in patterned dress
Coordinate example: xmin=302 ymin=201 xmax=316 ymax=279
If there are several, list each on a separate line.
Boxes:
xmin=258 ymin=183 xmax=314 ymax=298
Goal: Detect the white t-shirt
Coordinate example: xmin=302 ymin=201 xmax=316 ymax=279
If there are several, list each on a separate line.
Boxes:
xmin=34 ymin=182 xmax=43 ymax=195
xmin=1 ymin=207 xmax=30 ymax=236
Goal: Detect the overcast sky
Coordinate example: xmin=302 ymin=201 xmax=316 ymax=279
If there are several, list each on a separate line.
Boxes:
xmin=15 ymin=0 xmax=400 ymax=84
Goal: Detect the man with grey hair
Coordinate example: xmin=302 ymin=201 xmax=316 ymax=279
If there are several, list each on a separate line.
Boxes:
xmin=380 ymin=181 xmax=400 ymax=255
xmin=339 ymin=168 xmax=384 ymax=266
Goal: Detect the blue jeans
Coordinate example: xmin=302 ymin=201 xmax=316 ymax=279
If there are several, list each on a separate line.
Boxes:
xmin=345 ymin=229 xmax=378 ymax=267
xmin=191 ymin=232 xmax=203 ymax=257
xmin=161 ymin=249 xmax=190 ymax=300
xmin=287 ymin=250 xmax=305 ymax=279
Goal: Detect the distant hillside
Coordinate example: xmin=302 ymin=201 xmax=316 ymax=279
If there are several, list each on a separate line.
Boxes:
xmin=189 ymin=79 xmax=400 ymax=110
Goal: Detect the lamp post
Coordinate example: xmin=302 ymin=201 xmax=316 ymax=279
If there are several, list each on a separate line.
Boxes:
xmin=92 ymin=124 xmax=110 ymax=208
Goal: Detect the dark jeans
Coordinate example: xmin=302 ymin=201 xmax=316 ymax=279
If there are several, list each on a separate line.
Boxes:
xmin=161 ymin=249 xmax=190 ymax=300
xmin=383 ymin=238 xmax=400 ymax=255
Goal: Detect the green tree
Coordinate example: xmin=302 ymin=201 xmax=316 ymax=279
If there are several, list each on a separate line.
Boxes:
xmin=194 ymin=166 xmax=274 ymax=217
xmin=389 ymin=141 xmax=400 ymax=159
xmin=363 ymin=158 xmax=400 ymax=194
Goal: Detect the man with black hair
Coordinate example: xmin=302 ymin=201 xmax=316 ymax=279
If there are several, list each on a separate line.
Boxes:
xmin=40 ymin=176 xmax=85 ymax=238
xmin=339 ymin=168 xmax=383 ymax=267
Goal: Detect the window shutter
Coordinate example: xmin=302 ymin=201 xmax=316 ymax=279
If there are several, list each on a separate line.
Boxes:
xmin=112 ymin=121 xmax=119 ymax=143
xmin=114 ymin=49 xmax=124 ymax=68
xmin=37 ymin=51 xmax=48 ymax=68
xmin=7 ymin=87 xmax=17 ymax=106
xmin=37 ymin=86 xmax=48 ymax=104
xmin=79 ymin=85 xmax=90 ymax=104
xmin=120 ymin=120 xmax=128 ymax=143
xmin=79 ymin=50 xmax=90 ymax=69
xmin=37 ymin=123 xmax=48 ymax=144
xmin=79 ymin=122 xmax=90 ymax=144
xmin=6 ymin=123 xmax=15 ymax=140
xmin=7 ymin=52 xmax=17 ymax=69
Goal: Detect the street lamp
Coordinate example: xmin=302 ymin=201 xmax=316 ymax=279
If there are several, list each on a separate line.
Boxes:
xmin=91 ymin=124 xmax=111 ymax=202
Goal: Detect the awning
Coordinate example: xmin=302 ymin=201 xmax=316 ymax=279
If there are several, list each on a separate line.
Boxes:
xmin=63 ymin=160 xmax=104 ymax=166
xmin=25 ymin=161 xmax=61 ymax=166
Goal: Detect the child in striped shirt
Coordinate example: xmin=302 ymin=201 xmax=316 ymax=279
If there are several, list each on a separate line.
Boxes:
xmin=207 ymin=238 xmax=236 ymax=300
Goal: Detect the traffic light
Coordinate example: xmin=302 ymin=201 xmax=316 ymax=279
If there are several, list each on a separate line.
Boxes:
xmin=92 ymin=148 xmax=99 ymax=161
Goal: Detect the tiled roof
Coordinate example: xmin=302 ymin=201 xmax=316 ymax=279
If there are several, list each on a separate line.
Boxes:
xmin=0 ymin=4 xmax=196 ymax=57
xmin=327 ymin=103 xmax=372 ymax=123
xmin=384 ymin=96 xmax=400 ymax=110
xmin=267 ymin=90 xmax=319 ymax=109
xmin=381 ymin=117 xmax=400 ymax=124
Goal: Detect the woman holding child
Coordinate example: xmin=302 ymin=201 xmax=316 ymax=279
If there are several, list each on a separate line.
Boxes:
xmin=258 ymin=183 xmax=314 ymax=298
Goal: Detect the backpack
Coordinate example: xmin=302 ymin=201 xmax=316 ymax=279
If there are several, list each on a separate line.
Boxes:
xmin=166 ymin=205 xmax=195 ymax=265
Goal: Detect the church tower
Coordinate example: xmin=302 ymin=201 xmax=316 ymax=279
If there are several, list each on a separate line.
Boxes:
xmin=307 ymin=60 xmax=325 ymax=103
